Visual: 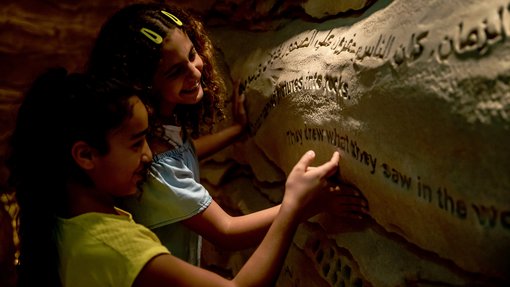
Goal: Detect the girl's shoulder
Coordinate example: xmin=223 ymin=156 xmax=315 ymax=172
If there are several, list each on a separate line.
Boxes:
xmin=150 ymin=137 xmax=176 ymax=155
xmin=149 ymin=124 xmax=183 ymax=154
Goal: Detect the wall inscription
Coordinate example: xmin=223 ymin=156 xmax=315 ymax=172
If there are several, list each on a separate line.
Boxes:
xmin=218 ymin=0 xmax=510 ymax=283
xmin=247 ymin=2 xmax=510 ymax=134
xmin=285 ymin=124 xmax=510 ymax=231
xmin=244 ymin=1 xmax=510 ymax=90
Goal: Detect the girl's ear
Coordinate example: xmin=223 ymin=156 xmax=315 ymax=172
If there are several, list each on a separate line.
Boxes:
xmin=71 ymin=141 xmax=95 ymax=170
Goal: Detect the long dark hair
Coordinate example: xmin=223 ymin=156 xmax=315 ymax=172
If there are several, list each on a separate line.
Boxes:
xmin=87 ymin=2 xmax=225 ymax=137
xmin=7 ymin=68 xmax=137 ymax=287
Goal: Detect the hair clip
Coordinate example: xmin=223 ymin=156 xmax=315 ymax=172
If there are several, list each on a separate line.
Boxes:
xmin=161 ymin=10 xmax=183 ymax=26
xmin=140 ymin=27 xmax=163 ymax=44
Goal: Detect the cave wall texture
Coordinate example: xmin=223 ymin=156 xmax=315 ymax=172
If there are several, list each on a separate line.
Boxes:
xmin=1 ymin=0 xmax=509 ymax=286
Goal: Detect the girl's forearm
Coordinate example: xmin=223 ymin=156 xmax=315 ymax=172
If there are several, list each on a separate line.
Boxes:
xmin=220 ymin=205 xmax=280 ymax=249
xmin=185 ymin=202 xmax=280 ymax=250
xmin=194 ymin=124 xmax=244 ymax=159
xmin=232 ymin=205 xmax=300 ymax=287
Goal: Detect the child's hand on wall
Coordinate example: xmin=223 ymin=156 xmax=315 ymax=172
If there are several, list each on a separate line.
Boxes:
xmin=232 ymin=79 xmax=248 ymax=130
xmin=322 ymin=183 xmax=369 ymax=220
xmin=283 ymin=150 xmax=340 ymax=220
xmin=298 ymin=173 xmax=369 ymax=221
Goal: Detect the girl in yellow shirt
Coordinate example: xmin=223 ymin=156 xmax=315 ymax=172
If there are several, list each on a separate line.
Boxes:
xmin=8 ymin=68 xmax=366 ymax=286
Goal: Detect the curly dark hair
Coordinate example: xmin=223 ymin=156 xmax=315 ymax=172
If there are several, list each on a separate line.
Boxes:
xmin=7 ymin=67 xmax=137 ymax=287
xmin=87 ymin=2 xmax=226 ymax=138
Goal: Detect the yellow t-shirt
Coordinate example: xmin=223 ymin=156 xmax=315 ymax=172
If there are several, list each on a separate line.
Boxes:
xmin=57 ymin=208 xmax=170 ymax=287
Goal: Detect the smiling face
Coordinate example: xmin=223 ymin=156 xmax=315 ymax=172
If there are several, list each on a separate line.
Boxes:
xmin=153 ymin=28 xmax=204 ymax=117
xmin=89 ymin=96 xmax=153 ymax=197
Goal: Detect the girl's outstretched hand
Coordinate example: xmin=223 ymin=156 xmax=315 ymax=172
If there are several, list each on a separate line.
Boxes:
xmin=283 ymin=151 xmax=369 ymax=221
xmin=282 ymin=151 xmax=340 ymax=217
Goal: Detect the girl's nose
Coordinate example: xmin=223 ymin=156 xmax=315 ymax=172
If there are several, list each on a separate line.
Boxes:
xmin=187 ymin=62 xmax=202 ymax=79
xmin=142 ymin=142 xmax=153 ymax=162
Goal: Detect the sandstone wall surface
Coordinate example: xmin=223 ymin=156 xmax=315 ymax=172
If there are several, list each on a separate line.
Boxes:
xmin=1 ymin=0 xmax=508 ymax=286
xmin=207 ymin=0 xmax=510 ymax=285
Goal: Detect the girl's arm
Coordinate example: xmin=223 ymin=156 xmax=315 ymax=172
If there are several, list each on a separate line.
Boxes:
xmin=184 ymin=201 xmax=280 ymax=250
xmin=133 ymin=201 xmax=298 ymax=287
xmin=134 ymin=200 xmax=299 ymax=287
xmin=194 ymin=81 xmax=247 ymax=159
xmin=193 ymin=123 xmax=244 ymax=159
xmin=133 ymin=151 xmax=368 ymax=287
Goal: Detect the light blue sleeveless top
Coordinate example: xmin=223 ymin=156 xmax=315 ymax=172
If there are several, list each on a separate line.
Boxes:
xmin=120 ymin=126 xmax=212 ymax=265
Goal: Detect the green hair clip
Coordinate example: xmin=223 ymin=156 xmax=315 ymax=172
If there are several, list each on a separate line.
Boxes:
xmin=140 ymin=27 xmax=163 ymax=44
xmin=139 ymin=11 xmax=183 ymax=44
xmin=161 ymin=10 xmax=183 ymax=26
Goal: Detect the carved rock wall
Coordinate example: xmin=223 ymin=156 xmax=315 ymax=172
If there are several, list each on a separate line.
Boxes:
xmin=2 ymin=0 xmax=508 ymax=286
xmin=205 ymin=0 xmax=510 ymax=285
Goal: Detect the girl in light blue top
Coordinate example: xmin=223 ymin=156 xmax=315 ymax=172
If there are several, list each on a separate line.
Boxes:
xmin=87 ymin=2 xmax=278 ymax=265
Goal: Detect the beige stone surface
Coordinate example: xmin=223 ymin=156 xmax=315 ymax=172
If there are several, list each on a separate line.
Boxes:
xmin=2 ymin=0 xmax=509 ymax=286
xmin=211 ymin=0 xmax=510 ymax=284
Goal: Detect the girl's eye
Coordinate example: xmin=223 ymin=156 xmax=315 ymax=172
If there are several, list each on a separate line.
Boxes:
xmin=165 ymin=64 xmax=186 ymax=79
xmin=163 ymin=47 xmax=197 ymax=79
xmin=189 ymin=47 xmax=197 ymax=61
xmin=132 ymin=140 xmax=145 ymax=149
xmin=165 ymin=69 xmax=180 ymax=79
